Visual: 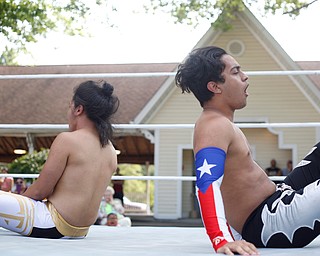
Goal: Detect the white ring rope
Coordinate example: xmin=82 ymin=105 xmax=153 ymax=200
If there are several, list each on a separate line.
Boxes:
xmin=0 ymin=122 xmax=320 ymax=134
xmin=0 ymin=72 xmax=174 ymax=80
xmin=0 ymin=174 xmax=284 ymax=182
xmin=0 ymin=122 xmax=308 ymax=184
xmin=1 ymin=70 xmax=320 ymax=80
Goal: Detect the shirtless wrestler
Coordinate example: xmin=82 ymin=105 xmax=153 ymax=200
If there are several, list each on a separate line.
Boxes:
xmin=175 ymin=46 xmax=320 ymax=254
xmin=0 ymin=80 xmax=119 ymax=238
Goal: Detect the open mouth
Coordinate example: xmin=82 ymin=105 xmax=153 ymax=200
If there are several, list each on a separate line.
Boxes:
xmin=245 ymin=84 xmax=249 ymax=96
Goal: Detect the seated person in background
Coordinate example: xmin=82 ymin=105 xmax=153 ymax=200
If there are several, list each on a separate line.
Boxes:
xmin=0 ymin=167 xmax=14 ymax=192
xmin=282 ymin=160 xmax=293 ymax=176
xmin=96 ymin=186 xmax=131 ymax=227
xmin=265 ymin=159 xmax=282 ymax=176
xmin=106 ymin=212 xmax=118 ymax=227
xmin=13 ymin=178 xmax=27 ymax=195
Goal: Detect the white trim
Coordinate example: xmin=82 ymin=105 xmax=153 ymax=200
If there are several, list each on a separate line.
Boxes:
xmin=193 ymin=26 xmax=222 ymax=50
xmin=153 ymin=129 xmax=160 ymax=218
xmin=177 ymin=144 xmax=193 ymax=218
xmin=235 ymin=117 xmax=298 ymax=165
xmin=140 ymin=129 xmax=155 ymax=143
xmin=274 ymin=129 xmax=298 ymax=166
xmin=177 ymin=145 xmax=183 ymax=219
xmin=317 ymin=127 xmax=320 ymax=142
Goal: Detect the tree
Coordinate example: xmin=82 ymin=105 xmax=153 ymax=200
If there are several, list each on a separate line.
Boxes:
xmin=118 ymin=163 xmax=155 ymax=209
xmin=8 ymin=148 xmax=49 ymax=174
xmin=145 ymin=0 xmax=319 ymax=30
xmin=1 ymin=0 xmax=318 ymax=65
xmin=0 ymin=0 xmax=108 ymax=65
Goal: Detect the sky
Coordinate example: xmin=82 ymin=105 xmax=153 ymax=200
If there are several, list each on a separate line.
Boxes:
xmin=16 ymin=0 xmax=320 ymax=65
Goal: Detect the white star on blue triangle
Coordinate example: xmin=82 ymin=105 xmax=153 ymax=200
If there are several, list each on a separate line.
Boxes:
xmin=197 ymin=159 xmax=216 ymax=178
xmin=195 ymin=147 xmax=226 ymax=193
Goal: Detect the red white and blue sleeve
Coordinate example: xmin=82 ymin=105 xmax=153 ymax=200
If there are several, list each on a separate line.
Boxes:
xmin=195 ymin=147 xmax=238 ymax=252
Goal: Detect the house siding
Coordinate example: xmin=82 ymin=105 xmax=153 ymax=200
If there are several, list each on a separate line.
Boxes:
xmin=149 ymin=89 xmax=202 ymax=124
xmin=154 ymin=128 xmax=193 ymax=218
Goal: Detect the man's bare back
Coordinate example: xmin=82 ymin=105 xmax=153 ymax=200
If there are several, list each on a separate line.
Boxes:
xmin=47 ymin=129 xmax=117 ymax=227
xmin=194 ymin=111 xmax=276 ymax=233
xmin=23 ymin=90 xmax=118 ymax=228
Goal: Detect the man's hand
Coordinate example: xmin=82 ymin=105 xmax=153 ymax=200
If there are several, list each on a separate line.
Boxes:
xmin=216 ymin=240 xmax=259 ymax=255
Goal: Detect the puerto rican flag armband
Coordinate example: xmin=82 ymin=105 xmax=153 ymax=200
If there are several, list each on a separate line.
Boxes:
xmin=195 ymin=147 xmax=235 ymax=252
xmin=195 ymin=147 xmax=226 ymax=193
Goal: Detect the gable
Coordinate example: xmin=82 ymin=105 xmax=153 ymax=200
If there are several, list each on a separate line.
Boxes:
xmin=136 ymin=5 xmax=320 ymax=124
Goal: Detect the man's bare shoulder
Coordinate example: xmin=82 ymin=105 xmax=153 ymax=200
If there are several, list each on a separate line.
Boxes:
xmin=55 ymin=131 xmax=77 ymax=141
xmin=195 ymin=111 xmax=228 ymax=131
xmin=194 ymin=112 xmax=235 ymax=153
xmin=54 ymin=130 xmax=94 ymax=145
xmin=51 ymin=131 xmax=78 ymax=148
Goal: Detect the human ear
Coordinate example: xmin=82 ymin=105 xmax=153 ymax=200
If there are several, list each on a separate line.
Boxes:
xmin=207 ymin=81 xmax=222 ymax=94
xmin=74 ymin=105 xmax=84 ymax=116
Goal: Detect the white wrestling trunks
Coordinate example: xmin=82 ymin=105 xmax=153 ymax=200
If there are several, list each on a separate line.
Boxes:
xmin=0 ymin=191 xmax=89 ymax=238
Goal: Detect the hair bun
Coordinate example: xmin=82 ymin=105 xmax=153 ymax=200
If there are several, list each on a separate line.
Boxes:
xmin=102 ymin=81 xmax=114 ymax=97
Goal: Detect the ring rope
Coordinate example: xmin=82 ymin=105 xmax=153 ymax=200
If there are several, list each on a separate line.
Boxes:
xmin=1 ymin=70 xmax=320 ymax=80
xmin=0 ymin=174 xmax=284 ymax=182
xmin=0 ymin=122 xmax=320 ymax=134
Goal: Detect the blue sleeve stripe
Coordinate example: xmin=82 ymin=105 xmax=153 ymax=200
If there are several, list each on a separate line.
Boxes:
xmin=195 ymin=147 xmax=226 ymax=193
xmin=195 ymin=146 xmax=226 ymax=159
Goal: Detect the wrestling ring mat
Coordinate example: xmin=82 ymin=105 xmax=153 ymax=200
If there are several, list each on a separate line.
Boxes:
xmin=2 ymin=225 xmax=320 ymax=255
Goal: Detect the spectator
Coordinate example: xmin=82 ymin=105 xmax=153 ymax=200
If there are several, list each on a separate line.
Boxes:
xmin=106 ymin=212 xmax=118 ymax=227
xmin=0 ymin=167 xmax=13 ymax=192
xmin=96 ymin=186 xmax=131 ymax=227
xmin=282 ymin=160 xmax=293 ymax=176
xmin=13 ymin=178 xmax=27 ymax=194
xmin=265 ymin=159 xmax=282 ymax=176
xmin=112 ymin=167 xmax=124 ymax=205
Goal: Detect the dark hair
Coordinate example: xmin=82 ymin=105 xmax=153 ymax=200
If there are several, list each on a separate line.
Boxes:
xmin=73 ymin=80 xmax=119 ymax=147
xmin=107 ymin=212 xmax=118 ymax=218
xmin=1 ymin=166 xmax=8 ymax=172
xmin=175 ymin=46 xmax=227 ymax=107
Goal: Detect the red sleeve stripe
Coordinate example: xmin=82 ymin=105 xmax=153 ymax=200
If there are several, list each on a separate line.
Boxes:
xmin=196 ymin=180 xmax=234 ymax=251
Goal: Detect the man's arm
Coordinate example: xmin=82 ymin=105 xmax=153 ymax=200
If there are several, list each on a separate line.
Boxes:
xmin=23 ymin=133 xmax=70 ymax=200
xmin=195 ymin=147 xmax=259 ymax=255
xmin=195 ymin=147 xmax=234 ymax=251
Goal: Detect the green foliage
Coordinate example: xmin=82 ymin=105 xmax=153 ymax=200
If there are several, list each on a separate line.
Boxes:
xmin=145 ymin=0 xmax=315 ymax=30
xmin=8 ymin=148 xmax=49 ymax=174
xmin=0 ymin=0 xmax=103 ymax=65
xmin=0 ymin=46 xmax=19 ymax=65
xmin=264 ymin=0 xmax=315 ymax=16
xmin=1 ymin=0 xmax=315 ymax=65
xmin=117 ymin=163 xmax=155 ymax=208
